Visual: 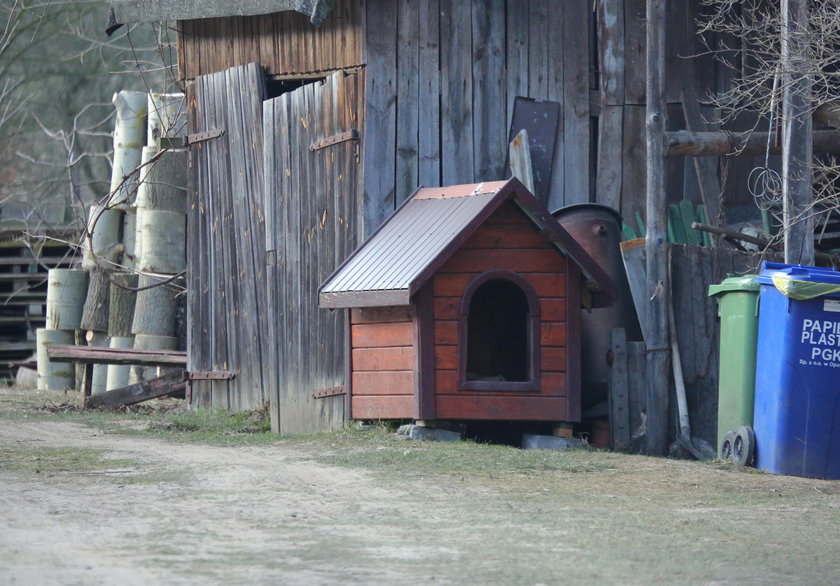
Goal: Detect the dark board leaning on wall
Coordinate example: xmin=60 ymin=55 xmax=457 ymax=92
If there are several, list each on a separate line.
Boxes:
xmin=187 ymin=63 xmax=268 ymax=410
xmin=264 ymin=71 xmax=365 ymax=433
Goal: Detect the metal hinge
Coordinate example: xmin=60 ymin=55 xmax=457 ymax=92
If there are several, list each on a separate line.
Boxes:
xmin=186 ymin=128 xmax=225 ymax=146
xmin=186 ymin=370 xmax=236 ymax=381
xmin=309 ymin=130 xmax=359 ymax=151
xmin=313 ymin=386 xmax=345 ymax=399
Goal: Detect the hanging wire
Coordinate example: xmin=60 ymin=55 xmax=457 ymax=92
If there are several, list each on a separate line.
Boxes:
xmin=748 ymin=69 xmax=783 ymax=212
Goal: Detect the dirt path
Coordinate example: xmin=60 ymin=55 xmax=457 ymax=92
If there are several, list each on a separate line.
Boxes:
xmin=3 ymin=416 xmax=840 ymax=585
xmin=0 ymin=420 xmax=437 ymax=585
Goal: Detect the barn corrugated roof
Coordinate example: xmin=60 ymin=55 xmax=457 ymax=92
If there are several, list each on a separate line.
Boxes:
xmin=319 ymin=179 xmax=616 ymax=309
xmin=108 ymin=0 xmax=336 ymax=27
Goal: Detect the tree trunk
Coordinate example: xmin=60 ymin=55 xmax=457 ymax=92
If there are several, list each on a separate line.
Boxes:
xmin=46 ymin=269 xmax=88 ymax=330
xmin=108 ymin=272 xmax=139 ymax=337
xmin=81 ymin=268 xmax=111 ymax=333
xmin=82 ymin=208 xmax=123 ymax=270
xmin=131 ymin=274 xmax=181 ymax=337
xmin=106 ymin=336 xmax=134 ymax=391
xmin=36 ymin=328 xmax=75 ymax=391
xmin=129 ymin=333 xmax=177 ymax=384
xmin=86 ymin=330 xmax=110 ymax=396
xmin=110 ymin=90 xmax=147 ymax=209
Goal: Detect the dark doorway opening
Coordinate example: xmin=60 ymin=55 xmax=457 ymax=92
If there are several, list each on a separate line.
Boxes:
xmin=466 ymin=279 xmax=530 ymax=382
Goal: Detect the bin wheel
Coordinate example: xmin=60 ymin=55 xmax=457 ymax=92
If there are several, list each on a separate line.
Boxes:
xmin=720 ymin=431 xmax=736 ymax=461
xmin=732 ymin=425 xmax=755 ymax=467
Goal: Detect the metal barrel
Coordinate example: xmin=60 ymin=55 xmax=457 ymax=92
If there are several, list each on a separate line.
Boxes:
xmin=553 ymin=203 xmax=642 ymax=412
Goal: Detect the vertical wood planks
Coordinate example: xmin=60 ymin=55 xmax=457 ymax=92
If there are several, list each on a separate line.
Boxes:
xmin=396 ymin=0 xmax=420 ymax=203
xmin=176 ymin=0 xmax=365 ymax=81
xmin=505 ymin=0 xmax=529 ymax=122
xmin=265 ymin=72 xmax=363 ymax=433
xmin=623 ymin=0 xmax=646 ymax=105
xmin=357 ymin=0 xmax=596 ymax=229
xmin=188 ymin=63 xmax=266 ymax=411
xmin=471 ymin=0 xmax=506 ymax=181
xmin=559 ymin=0 xmax=590 ymax=208
xmin=527 ymin=0 xmax=549 ymax=101
xmin=362 ymin=0 xmax=398 ymax=235
xmin=546 ymin=1 xmax=566 ymax=208
xmin=440 ymin=0 xmax=474 ymax=186
xmin=608 ymin=328 xmax=631 ymax=450
xmin=596 ymin=0 xmax=625 ymax=211
xmin=417 ymin=0 xmax=441 ymax=188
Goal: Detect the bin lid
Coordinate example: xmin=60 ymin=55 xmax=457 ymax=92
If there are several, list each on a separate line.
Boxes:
xmin=708 ymin=274 xmax=759 ymax=296
xmin=756 ymin=261 xmax=840 ymax=300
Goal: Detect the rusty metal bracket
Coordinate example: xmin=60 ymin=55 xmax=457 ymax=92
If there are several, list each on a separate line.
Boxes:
xmin=186 ymin=128 xmax=225 ymax=146
xmin=313 ymin=386 xmax=345 ymax=399
xmin=310 ymin=130 xmax=358 ymax=151
xmin=186 ymin=371 xmax=236 ymax=381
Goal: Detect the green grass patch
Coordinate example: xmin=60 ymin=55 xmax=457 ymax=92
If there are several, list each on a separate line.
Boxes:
xmin=306 ymin=425 xmax=618 ymax=480
xmin=0 ymin=445 xmax=132 ymax=475
xmin=0 ymin=388 xmax=275 ymax=446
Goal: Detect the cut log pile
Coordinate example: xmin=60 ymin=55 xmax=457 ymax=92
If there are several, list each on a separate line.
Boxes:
xmin=36 ymin=90 xmax=188 ymax=406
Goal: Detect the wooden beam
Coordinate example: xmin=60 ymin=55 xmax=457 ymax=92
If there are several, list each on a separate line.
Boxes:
xmin=645 ymin=0 xmax=670 ymax=456
xmin=608 ymin=328 xmax=631 ymax=451
xmin=86 ymin=370 xmax=186 ymax=409
xmin=666 ymin=130 xmax=840 ymax=157
xmin=47 ymin=344 xmax=186 ymax=367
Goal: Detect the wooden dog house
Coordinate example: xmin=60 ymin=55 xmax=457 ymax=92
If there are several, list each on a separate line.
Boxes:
xmin=319 ymin=179 xmax=615 ymax=424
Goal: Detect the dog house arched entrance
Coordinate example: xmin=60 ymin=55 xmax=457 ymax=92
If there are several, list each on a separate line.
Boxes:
xmin=458 ymin=270 xmax=541 ymax=392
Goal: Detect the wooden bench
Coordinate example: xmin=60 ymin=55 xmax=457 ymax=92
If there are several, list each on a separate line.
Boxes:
xmin=47 ymin=344 xmax=187 ymax=409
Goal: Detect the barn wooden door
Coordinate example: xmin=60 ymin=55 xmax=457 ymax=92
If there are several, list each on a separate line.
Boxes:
xmin=187 ymin=63 xmax=268 ymax=410
xmin=264 ymin=71 xmax=364 ymax=433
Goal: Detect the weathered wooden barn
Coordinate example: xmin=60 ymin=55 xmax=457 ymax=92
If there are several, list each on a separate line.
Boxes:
xmin=107 ymin=0 xmax=792 ymax=440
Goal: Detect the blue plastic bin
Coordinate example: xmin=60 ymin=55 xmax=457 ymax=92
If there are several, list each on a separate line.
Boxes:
xmin=754 ymin=261 xmax=840 ymax=479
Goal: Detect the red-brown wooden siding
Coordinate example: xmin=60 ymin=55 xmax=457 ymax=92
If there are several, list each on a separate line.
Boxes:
xmin=177 ymin=0 xmax=364 ymax=80
xmin=349 ymin=307 xmax=414 ymax=419
xmin=431 ymin=202 xmax=571 ymax=421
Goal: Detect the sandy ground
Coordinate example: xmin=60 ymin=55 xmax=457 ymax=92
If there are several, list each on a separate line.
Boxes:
xmin=3 ymin=415 xmax=840 ymax=585
xmin=1 ymin=420 xmax=439 ymax=585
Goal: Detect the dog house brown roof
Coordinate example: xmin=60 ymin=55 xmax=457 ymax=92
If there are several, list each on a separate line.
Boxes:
xmin=320 ymin=178 xmax=615 ymax=308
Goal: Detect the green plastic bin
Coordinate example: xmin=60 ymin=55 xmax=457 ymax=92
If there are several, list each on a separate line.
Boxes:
xmin=708 ymin=275 xmax=760 ymax=452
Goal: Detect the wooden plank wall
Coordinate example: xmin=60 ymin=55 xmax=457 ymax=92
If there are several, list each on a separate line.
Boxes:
xmin=349 ymin=307 xmax=415 ymax=419
xmin=264 ymin=71 xmax=364 ymax=433
xmin=177 ymin=0 xmax=364 ymax=80
xmin=670 ymin=245 xmax=778 ymax=447
xmin=431 ymin=203 xmax=572 ymax=421
xmin=187 ymin=63 xmax=268 ymax=410
xmin=363 ymin=0 xmax=593 ymax=235
xmin=595 ymin=0 xmax=766 ymax=226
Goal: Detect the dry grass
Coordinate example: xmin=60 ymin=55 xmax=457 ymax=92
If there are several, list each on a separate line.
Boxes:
xmin=2 ymin=385 xmax=840 ymax=584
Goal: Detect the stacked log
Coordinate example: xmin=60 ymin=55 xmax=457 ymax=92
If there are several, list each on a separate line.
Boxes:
xmin=45 ymin=269 xmax=88 ymax=331
xmin=36 ymin=268 xmax=90 ymax=390
xmin=129 ymin=274 xmax=182 ymax=383
xmin=80 ymin=268 xmax=112 ymax=395
xmin=147 ymin=92 xmax=187 ymax=148
xmin=129 ymin=92 xmax=187 ymax=384
xmin=105 ymin=272 xmax=138 ymax=391
xmin=36 ymin=329 xmax=75 ymax=391
xmin=110 ymin=91 xmax=147 ymax=209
